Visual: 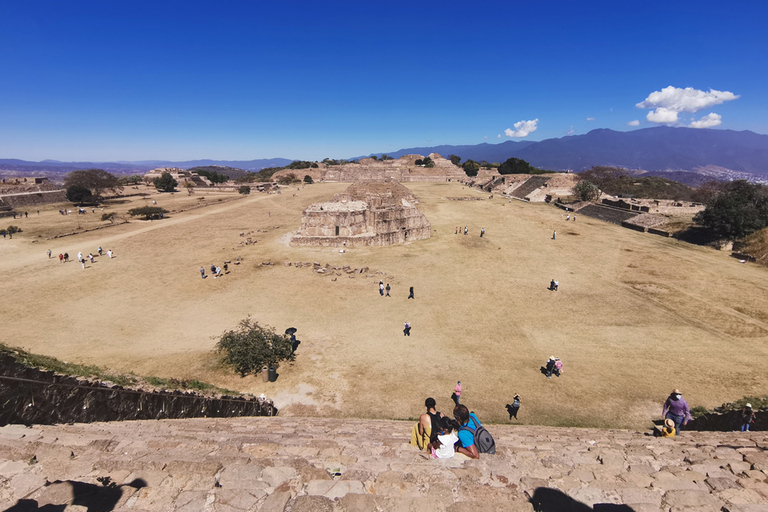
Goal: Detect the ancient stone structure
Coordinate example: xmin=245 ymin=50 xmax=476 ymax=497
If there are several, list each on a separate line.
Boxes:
xmin=0 ymin=177 xmax=65 ymax=212
xmin=143 ymin=168 xmax=213 ymax=187
xmin=2 ymin=416 xmax=767 ymax=510
xmin=272 ymin=154 xmax=466 ymax=183
xmin=291 ymin=181 xmax=431 ymax=247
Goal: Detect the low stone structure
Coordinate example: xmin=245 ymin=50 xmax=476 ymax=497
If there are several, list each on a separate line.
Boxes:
xmin=272 ymin=154 xmax=466 ymax=183
xmin=291 ymin=181 xmax=431 ymax=247
xmin=143 ymin=168 xmax=213 ymax=187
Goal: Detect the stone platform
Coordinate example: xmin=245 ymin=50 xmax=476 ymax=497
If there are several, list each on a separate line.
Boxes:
xmin=1 ymin=417 xmax=767 ymax=511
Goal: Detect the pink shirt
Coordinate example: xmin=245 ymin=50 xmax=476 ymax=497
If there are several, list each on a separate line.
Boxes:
xmin=455 ymin=383 xmax=462 ymax=396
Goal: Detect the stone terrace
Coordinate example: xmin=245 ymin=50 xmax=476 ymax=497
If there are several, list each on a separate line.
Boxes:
xmin=2 ymin=418 xmax=767 ymax=511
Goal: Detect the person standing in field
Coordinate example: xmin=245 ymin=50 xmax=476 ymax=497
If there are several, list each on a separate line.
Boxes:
xmin=385 ymin=283 xmax=391 ymax=297
xmin=47 ymin=249 xmax=52 ymax=259
xmin=379 ymin=281 xmax=384 ymax=296
xmin=403 ymin=321 xmax=411 ymax=336
xmin=408 ymin=286 xmax=414 ymax=299
xmin=200 ymin=267 xmax=205 ymax=279
xmin=453 ymin=381 xmax=462 ymax=405
xmin=741 ymin=403 xmax=756 ymax=432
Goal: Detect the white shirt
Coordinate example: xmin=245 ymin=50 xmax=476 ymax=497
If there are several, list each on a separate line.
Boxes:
xmin=436 ymin=432 xmax=458 ymax=458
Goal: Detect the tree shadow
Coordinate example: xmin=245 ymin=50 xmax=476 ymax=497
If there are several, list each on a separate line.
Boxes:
xmin=673 ymin=226 xmax=719 ymax=246
xmin=529 ymin=487 xmax=636 ymax=512
xmin=4 ymin=478 xmax=146 ymax=512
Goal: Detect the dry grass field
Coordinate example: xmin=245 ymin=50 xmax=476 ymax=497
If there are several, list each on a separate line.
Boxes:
xmin=2 ymin=181 xmax=767 ymax=429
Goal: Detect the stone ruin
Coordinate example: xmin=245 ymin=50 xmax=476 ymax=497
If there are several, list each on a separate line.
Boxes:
xmin=272 ymin=153 xmax=466 ymax=183
xmin=143 ymin=167 xmax=213 ymax=187
xmin=291 ymin=181 xmax=431 ymax=247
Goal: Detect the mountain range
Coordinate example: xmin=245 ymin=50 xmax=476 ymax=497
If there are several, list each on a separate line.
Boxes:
xmin=2 ymin=127 xmax=767 ymax=183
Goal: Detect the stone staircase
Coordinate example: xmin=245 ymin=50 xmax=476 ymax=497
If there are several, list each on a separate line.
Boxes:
xmin=576 ymin=203 xmax=641 ymax=225
xmin=1 ymin=417 xmax=767 ymax=511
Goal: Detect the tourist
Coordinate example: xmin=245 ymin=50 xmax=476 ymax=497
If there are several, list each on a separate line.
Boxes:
xmin=453 ymin=381 xmax=462 ymax=405
xmin=662 ymin=389 xmax=691 ymax=435
xmin=554 ymin=358 xmax=563 ymax=376
xmin=88 ymin=253 xmax=94 ymax=263
xmin=47 ymin=249 xmax=52 ymax=259
xmin=223 ymin=263 xmax=228 ymax=274
xmin=740 ymin=403 xmax=756 ymax=432
xmin=566 ymin=214 xmax=571 ymax=221
xmin=403 ymin=321 xmax=411 ymax=336
xmin=660 ymin=418 xmax=676 ymax=437
xmin=554 ymin=280 xmax=559 ymax=291
xmin=210 ymin=263 xmax=216 ymax=274
xmin=81 ymin=259 xmax=85 ymax=270
xmin=550 ymin=279 xmax=557 ymax=291
xmin=454 ymin=404 xmax=492 ymax=459
xmin=379 ymin=281 xmax=384 ymax=296
xmin=58 ymin=253 xmax=63 ymax=263
xmin=455 ymin=227 xmax=458 ymax=234
xmin=429 ymin=416 xmax=460 ymax=459
xmin=480 ymin=227 xmax=485 ymax=237
xmin=200 ymin=267 xmax=205 ymax=279
xmin=63 ymin=252 xmax=69 ymax=262
xmin=385 ymin=283 xmax=391 ymax=297
xmin=410 ymin=397 xmax=444 ymax=451
xmin=107 ymin=249 xmax=113 ymax=259
xmin=408 ymin=286 xmax=414 ymax=299
xmin=545 ymin=356 xmax=556 ymax=378
xmin=552 ymin=231 xmax=556 ymax=240
xmin=507 ymin=394 xmax=521 ymax=420
xmin=77 ymin=252 xmax=83 ymax=263
xmin=98 ymin=247 xmax=103 ymax=256
xmin=464 ymin=226 xmax=468 ymax=235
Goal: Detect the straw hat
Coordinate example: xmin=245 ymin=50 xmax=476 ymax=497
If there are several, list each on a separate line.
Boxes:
xmin=672 ymin=389 xmax=681 ymax=394
xmin=664 ymin=418 xmax=674 ymax=429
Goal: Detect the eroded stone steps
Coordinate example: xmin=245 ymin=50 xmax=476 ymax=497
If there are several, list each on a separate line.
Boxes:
xmin=1 ymin=417 xmax=767 ymax=511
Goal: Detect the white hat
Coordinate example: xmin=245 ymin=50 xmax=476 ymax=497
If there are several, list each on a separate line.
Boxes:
xmin=746 ymin=403 xmax=752 ymax=408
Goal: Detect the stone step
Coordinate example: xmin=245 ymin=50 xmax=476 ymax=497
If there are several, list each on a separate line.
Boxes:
xmin=1 ymin=417 xmax=767 ymax=511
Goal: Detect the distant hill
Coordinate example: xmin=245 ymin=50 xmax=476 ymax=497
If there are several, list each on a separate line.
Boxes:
xmin=365 ymin=127 xmax=768 ymax=180
xmin=0 ymin=158 xmax=292 ymax=176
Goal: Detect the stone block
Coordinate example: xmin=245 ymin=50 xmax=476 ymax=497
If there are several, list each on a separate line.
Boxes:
xmin=259 ymin=490 xmax=291 ymax=512
xmin=662 ymin=489 xmax=724 ymax=510
xmin=261 ymin=466 xmax=298 ymax=488
xmin=290 ymin=494 xmax=335 ymax=512
xmin=217 ymin=463 xmax=262 ymax=489
xmin=305 ymin=479 xmax=364 ymax=499
xmin=706 ymin=476 xmax=740 ymax=492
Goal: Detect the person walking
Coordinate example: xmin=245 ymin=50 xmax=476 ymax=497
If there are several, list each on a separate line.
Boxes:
xmin=740 ymin=403 xmax=756 ymax=432
xmin=408 ymin=286 xmax=414 ymax=299
xmin=453 ymin=381 xmax=462 ymax=405
xmin=662 ymin=389 xmax=691 ymax=435
xmin=385 ymin=283 xmax=391 ymax=297
xmin=58 ymin=253 xmax=63 ymax=263
xmin=464 ymin=226 xmax=468 ymax=235
xmin=379 ymin=281 xmax=384 ymax=296
xmin=107 ymin=249 xmax=113 ymax=259
xmin=77 ymin=252 xmax=83 ymax=263
xmin=509 ymin=394 xmax=521 ymax=419
xmin=480 ymin=227 xmax=485 ymax=237
xmin=552 ymin=231 xmax=556 ymax=240
xmin=200 ymin=267 xmax=205 ymax=279
xmin=88 ymin=253 xmax=94 ymax=263
xmin=47 ymin=249 xmax=52 ymax=259
xmin=403 ymin=321 xmax=411 ymax=336
xmin=98 ymin=247 xmax=103 ymax=256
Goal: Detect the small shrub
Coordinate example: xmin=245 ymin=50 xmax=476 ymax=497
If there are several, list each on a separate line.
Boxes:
xmin=238 ymin=185 xmax=251 ymax=195
xmin=214 ymin=318 xmax=294 ymax=377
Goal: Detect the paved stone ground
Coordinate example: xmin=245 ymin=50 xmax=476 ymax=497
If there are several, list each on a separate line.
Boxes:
xmin=1 ymin=417 xmax=767 ymax=511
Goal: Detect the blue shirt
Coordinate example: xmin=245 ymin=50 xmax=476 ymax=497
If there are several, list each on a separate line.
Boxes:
xmin=457 ymin=413 xmax=481 ymax=448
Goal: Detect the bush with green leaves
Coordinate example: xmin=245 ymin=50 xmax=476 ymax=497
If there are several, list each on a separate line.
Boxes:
xmin=238 ymin=185 xmax=251 ymax=195
xmin=574 ymin=180 xmax=600 ymax=201
xmin=127 ymin=206 xmax=168 ymax=220
xmin=66 ymin=185 xmax=94 ymax=204
xmin=6 ymin=226 xmax=21 ymax=238
xmin=303 ymin=175 xmax=314 ymax=184
xmin=462 ymin=160 xmax=480 ymax=177
xmin=694 ymin=180 xmax=768 ymax=240
xmin=215 ymin=318 xmax=294 ymax=377
xmin=154 ymin=172 xmax=178 ymax=192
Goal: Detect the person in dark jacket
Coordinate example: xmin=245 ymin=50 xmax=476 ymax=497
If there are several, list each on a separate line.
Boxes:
xmin=662 ymin=389 xmax=691 ymax=435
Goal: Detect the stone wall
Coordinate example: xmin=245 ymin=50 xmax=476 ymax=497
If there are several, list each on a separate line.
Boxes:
xmin=0 ymin=354 xmax=276 ymax=426
xmin=0 ymin=190 xmax=67 ymax=208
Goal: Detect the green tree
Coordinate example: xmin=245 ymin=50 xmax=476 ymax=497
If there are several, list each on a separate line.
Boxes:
xmin=214 ymin=318 xmax=295 ymax=377
xmin=127 ymin=206 xmax=168 ymax=220
xmin=449 ymin=155 xmax=462 ymax=166
xmin=6 ymin=226 xmax=21 ymax=238
xmin=101 ymin=212 xmax=118 ymax=224
xmin=462 ymin=160 xmax=480 ymax=177
xmin=154 ymin=172 xmax=178 ymax=192
xmin=63 ymin=169 xmax=122 ymax=198
xmin=277 ymin=173 xmax=298 ymax=185
xmin=694 ymin=180 xmax=768 ymax=240
xmin=119 ymin=174 xmax=144 ymax=186
xmin=238 ymin=185 xmax=251 ymax=195
xmin=303 ymin=175 xmax=314 ymax=184
xmin=574 ymin=180 xmax=600 ymax=201
xmin=196 ymin=170 xmax=228 ymax=183
xmin=499 ymin=157 xmax=536 ymax=175
xmin=66 ymin=185 xmax=94 ymax=204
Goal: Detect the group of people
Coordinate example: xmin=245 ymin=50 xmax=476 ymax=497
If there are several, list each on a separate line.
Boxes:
xmin=378 ymin=281 xmax=415 ymax=299
xmin=544 ymin=356 xmax=563 ymax=378
xmin=53 ymin=246 xmax=111 ymax=268
xmin=201 ymin=262 xmax=229 ymax=279
xmin=660 ymin=389 xmax=758 ymax=436
xmin=410 ymin=398 xmax=495 ymax=459
xmin=454 ymin=226 xmax=485 ymax=237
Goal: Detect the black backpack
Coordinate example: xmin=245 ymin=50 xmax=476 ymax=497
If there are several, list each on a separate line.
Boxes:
xmin=460 ymin=416 xmax=496 ymax=454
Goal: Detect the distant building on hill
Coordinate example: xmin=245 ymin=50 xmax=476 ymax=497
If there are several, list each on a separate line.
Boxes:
xmin=143 ymin=168 xmax=213 ymax=187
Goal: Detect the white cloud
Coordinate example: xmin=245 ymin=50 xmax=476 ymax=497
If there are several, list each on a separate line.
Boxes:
xmin=689 ymin=112 xmax=722 ymax=129
xmin=565 ymin=126 xmax=574 ymax=136
xmin=627 ymin=120 xmax=640 ymax=127
xmin=504 ymin=119 xmax=538 ymax=138
xmin=636 ymin=86 xmax=738 ymax=124
xmin=646 ymin=107 xmax=680 ymax=124
xmin=496 ymin=134 xmax=500 ymax=139
xmin=586 ymin=117 xmax=596 ymax=121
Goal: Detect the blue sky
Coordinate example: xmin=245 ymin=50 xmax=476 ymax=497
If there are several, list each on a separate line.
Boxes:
xmin=1 ymin=1 xmax=766 ymax=161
